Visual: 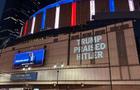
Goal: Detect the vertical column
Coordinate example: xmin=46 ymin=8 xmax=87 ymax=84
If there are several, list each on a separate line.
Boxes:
xmin=109 ymin=0 xmax=115 ymax=12
xmin=90 ymin=0 xmax=95 ymax=20
xmin=128 ymin=0 xmax=135 ymax=11
xmin=23 ymin=20 xmax=28 ymax=36
xmin=54 ymin=6 xmax=60 ymax=29
xmin=31 ymin=16 xmax=36 ymax=34
xmin=71 ymin=2 xmax=77 ymax=26
xmin=41 ymin=10 xmax=47 ymax=30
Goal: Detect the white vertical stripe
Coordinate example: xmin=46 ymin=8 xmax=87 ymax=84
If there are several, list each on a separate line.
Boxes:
xmin=128 ymin=0 xmax=135 ymax=11
xmin=90 ymin=0 xmax=95 ymax=20
xmin=54 ymin=6 xmax=60 ymax=29
xmin=20 ymin=26 xmax=23 ymax=37
xmin=31 ymin=17 xmax=36 ymax=34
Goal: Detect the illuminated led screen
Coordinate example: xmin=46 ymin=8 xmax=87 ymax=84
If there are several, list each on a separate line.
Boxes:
xmin=13 ymin=48 xmax=45 ymax=68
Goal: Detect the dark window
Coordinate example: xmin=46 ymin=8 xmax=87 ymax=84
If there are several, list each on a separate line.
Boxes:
xmin=95 ymin=30 xmax=105 ymax=35
xmin=71 ymin=35 xmax=80 ymax=40
xmin=53 ymin=38 xmax=58 ymax=42
xmin=82 ymin=32 xmax=92 ymax=38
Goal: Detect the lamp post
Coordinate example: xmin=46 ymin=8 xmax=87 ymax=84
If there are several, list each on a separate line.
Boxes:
xmin=22 ymin=64 xmax=32 ymax=75
xmin=53 ymin=64 xmax=64 ymax=85
xmin=22 ymin=64 xmax=32 ymax=90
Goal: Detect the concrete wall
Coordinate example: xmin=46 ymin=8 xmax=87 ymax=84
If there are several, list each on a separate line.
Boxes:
xmin=0 ymin=21 xmax=140 ymax=87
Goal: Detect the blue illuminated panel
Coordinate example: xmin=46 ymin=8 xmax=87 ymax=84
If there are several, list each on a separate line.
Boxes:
xmin=41 ymin=10 xmax=46 ymax=30
xmin=109 ymin=0 xmax=115 ymax=12
xmin=13 ymin=49 xmax=45 ymax=68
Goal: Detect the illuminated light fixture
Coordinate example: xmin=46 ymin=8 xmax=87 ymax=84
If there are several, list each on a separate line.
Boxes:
xmin=54 ymin=6 xmax=60 ymax=29
xmin=128 ymin=0 xmax=135 ymax=11
xmin=109 ymin=0 xmax=115 ymax=12
xmin=41 ymin=10 xmax=46 ymax=30
xmin=90 ymin=0 xmax=95 ymax=20
xmin=71 ymin=2 xmax=77 ymax=26
xmin=20 ymin=26 xmax=23 ymax=37
xmin=31 ymin=17 xmax=36 ymax=34
xmin=23 ymin=21 xmax=28 ymax=36
xmin=28 ymin=67 xmax=31 ymax=70
xmin=53 ymin=65 xmax=57 ymax=69
xmin=22 ymin=68 xmax=26 ymax=71
xmin=61 ymin=64 xmax=64 ymax=68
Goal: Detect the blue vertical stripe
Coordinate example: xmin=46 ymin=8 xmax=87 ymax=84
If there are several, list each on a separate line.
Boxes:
xmin=41 ymin=10 xmax=46 ymax=30
xmin=109 ymin=0 xmax=115 ymax=12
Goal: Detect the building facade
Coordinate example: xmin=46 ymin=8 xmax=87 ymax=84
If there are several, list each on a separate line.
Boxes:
xmin=0 ymin=0 xmax=140 ymax=90
xmin=0 ymin=21 xmax=140 ymax=90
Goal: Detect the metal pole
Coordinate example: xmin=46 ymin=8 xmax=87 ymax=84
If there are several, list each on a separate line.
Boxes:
xmin=56 ymin=68 xmax=60 ymax=90
xmin=57 ymin=68 xmax=59 ymax=85
xmin=106 ymin=27 xmax=113 ymax=90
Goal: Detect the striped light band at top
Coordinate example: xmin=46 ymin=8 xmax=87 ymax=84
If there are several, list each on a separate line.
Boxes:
xmin=90 ymin=0 xmax=95 ymax=20
xmin=71 ymin=2 xmax=77 ymax=26
xmin=128 ymin=0 xmax=135 ymax=11
xmin=31 ymin=16 xmax=36 ymax=34
xmin=54 ymin=6 xmax=60 ymax=29
xmin=109 ymin=0 xmax=115 ymax=12
xmin=32 ymin=0 xmax=75 ymax=17
xmin=31 ymin=0 xmax=75 ymax=31
xmin=23 ymin=20 xmax=28 ymax=36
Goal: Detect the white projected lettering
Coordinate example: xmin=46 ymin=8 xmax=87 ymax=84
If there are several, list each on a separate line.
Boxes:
xmin=74 ymin=35 xmax=106 ymax=60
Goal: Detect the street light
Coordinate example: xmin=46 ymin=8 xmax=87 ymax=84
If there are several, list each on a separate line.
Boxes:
xmin=22 ymin=67 xmax=31 ymax=71
xmin=53 ymin=65 xmax=57 ymax=69
xmin=53 ymin=64 xmax=64 ymax=85
xmin=53 ymin=64 xmax=64 ymax=69
xmin=22 ymin=64 xmax=32 ymax=90
xmin=61 ymin=64 xmax=64 ymax=68
xmin=22 ymin=63 xmax=32 ymax=72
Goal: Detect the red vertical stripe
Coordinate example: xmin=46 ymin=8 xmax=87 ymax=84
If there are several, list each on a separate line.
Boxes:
xmin=23 ymin=21 xmax=28 ymax=36
xmin=71 ymin=2 xmax=77 ymax=26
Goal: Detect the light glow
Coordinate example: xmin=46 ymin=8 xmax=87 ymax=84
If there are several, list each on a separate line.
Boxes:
xmin=41 ymin=10 xmax=46 ymax=30
xmin=54 ymin=6 xmax=60 ymax=29
xmin=31 ymin=17 xmax=36 ymax=34
xmin=109 ymin=0 xmax=115 ymax=12
xmin=71 ymin=2 xmax=77 ymax=26
xmin=90 ymin=0 xmax=95 ymax=20
xmin=22 ymin=68 xmax=25 ymax=71
xmin=20 ymin=26 xmax=23 ymax=37
xmin=61 ymin=64 xmax=64 ymax=68
xmin=128 ymin=0 xmax=135 ymax=11
xmin=53 ymin=65 xmax=57 ymax=68
xmin=28 ymin=67 xmax=31 ymax=70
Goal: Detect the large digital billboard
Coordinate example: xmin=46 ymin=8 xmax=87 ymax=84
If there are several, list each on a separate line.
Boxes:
xmin=13 ymin=48 xmax=45 ymax=68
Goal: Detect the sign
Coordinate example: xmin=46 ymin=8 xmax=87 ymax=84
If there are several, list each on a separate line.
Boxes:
xmin=74 ymin=35 xmax=106 ymax=60
xmin=13 ymin=48 xmax=45 ymax=68
xmin=10 ymin=72 xmax=38 ymax=81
